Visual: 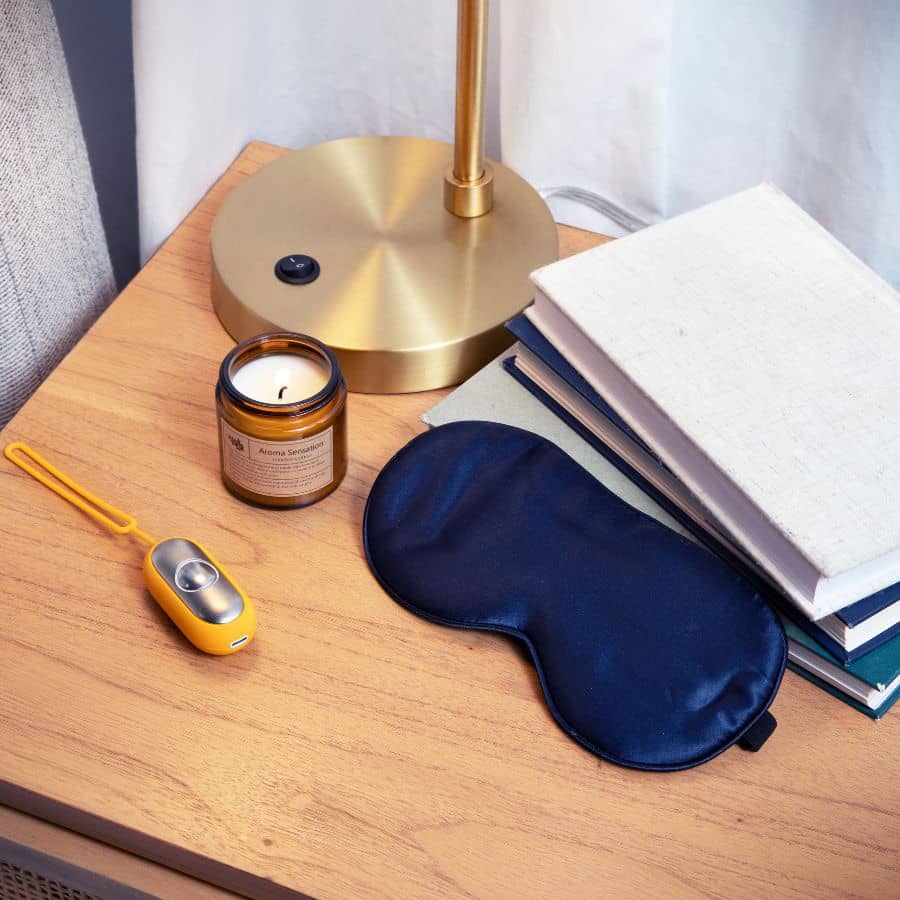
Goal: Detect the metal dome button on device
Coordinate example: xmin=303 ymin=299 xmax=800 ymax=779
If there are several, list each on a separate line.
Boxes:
xmin=174 ymin=558 xmax=219 ymax=592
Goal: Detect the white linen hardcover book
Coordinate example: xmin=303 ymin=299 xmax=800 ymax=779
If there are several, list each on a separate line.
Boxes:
xmin=527 ymin=183 xmax=900 ymax=620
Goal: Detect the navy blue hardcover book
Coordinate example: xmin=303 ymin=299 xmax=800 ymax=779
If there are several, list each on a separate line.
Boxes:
xmin=787 ymin=611 xmax=900 ymax=665
xmin=506 ymin=314 xmax=657 ymax=460
xmin=506 ymin=313 xmax=900 ymax=661
xmin=841 ymin=586 xmax=900 ymax=625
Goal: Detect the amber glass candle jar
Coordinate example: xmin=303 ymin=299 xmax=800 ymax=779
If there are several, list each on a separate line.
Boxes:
xmin=216 ymin=332 xmax=347 ymax=508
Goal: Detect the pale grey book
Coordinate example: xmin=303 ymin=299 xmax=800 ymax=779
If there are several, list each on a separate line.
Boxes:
xmin=528 ymin=183 xmax=900 ymax=620
xmin=423 ymin=349 xmax=690 ymax=540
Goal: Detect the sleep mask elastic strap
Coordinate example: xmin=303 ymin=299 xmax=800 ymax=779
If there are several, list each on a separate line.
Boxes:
xmin=738 ymin=711 xmax=777 ymax=752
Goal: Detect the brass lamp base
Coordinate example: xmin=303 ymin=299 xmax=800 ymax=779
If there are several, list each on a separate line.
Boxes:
xmin=211 ymin=136 xmax=558 ymax=393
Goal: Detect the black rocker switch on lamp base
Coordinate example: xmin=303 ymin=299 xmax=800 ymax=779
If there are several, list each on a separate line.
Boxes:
xmin=275 ymin=254 xmax=320 ymax=286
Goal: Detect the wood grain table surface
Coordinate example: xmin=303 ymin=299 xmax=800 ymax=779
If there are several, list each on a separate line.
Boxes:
xmin=0 ymin=141 xmax=897 ymax=899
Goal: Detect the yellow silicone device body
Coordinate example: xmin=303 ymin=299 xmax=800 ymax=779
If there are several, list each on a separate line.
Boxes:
xmin=143 ymin=538 xmax=257 ymax=655
xmin=4 ymin=442 xmax=257 ymax=657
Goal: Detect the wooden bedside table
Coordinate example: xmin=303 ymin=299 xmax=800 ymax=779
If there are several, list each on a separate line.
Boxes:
xmin=0 ymin=142 xmax=897 ymax=899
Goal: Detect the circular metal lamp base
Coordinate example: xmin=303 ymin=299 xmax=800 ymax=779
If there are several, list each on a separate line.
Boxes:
xmin=211 ymin=136 xmax=558 ymax=393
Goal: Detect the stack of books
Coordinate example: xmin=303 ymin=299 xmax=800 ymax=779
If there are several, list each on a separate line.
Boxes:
xmin=474 ymin=184 xmax=900 ymax=717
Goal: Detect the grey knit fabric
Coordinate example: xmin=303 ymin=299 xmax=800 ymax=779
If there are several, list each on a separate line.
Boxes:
xmin=0 ymin=0 xmax=115 ymax=428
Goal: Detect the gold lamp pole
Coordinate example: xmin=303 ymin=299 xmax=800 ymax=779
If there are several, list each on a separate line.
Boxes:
xmin=444 ymin=0 xmax=493 ymax=219
xmin=211 ymin=0 xmax=558 ymax=393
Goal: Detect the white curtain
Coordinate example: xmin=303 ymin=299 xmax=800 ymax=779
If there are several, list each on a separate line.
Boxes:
xmin=134 ymin=0 xmax=900 ymax=287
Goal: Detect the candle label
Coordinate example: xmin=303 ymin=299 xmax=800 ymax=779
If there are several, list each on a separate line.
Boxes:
xmin=221 ymin=421 xmax=334 ymax=497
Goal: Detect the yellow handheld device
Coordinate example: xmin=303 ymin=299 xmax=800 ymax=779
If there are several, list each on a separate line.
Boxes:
xmin=4 ymin=442 xmax=256 ymax=655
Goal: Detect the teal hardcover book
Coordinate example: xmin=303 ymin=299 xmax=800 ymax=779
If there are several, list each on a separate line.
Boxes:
xmin=778 ymin=611 xmax=900 ymax=718
xmin=785 ymin=665 xmax=899 ymax=720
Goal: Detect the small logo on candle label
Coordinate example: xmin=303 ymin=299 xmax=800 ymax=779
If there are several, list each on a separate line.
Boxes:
xmin=228 ymin=434 xmax=245 ymax=453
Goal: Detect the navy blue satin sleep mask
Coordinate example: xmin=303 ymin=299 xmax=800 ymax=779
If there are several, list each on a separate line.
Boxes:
xmin=363 ymin=421 xmax=785 ymax=771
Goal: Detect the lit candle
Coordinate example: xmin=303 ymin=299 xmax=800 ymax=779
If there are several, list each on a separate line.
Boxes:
xmin=216 ymin=333 xmax=348 ymax=509
xmin=231 ymin=353 xmax=329 ymax=404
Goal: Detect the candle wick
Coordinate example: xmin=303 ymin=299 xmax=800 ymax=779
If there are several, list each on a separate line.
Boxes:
xmin=278 ymin=385 xmax=288 ymax=400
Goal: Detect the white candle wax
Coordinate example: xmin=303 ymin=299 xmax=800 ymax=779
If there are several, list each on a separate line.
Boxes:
xmin=231 ymin=353 xmax=329 ymax=404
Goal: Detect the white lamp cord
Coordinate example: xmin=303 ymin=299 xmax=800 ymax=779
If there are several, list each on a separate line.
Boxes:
xmin=538 ymin=185 xmax=648 ymax=233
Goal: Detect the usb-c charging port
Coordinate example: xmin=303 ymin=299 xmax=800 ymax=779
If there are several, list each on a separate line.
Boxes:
xmin=230 ymin=635 xmax=248 ymax=648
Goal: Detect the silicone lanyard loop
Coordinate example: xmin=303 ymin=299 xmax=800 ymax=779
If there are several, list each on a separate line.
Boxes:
xmin=4 ymin=442 xmax=156 ymax=546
